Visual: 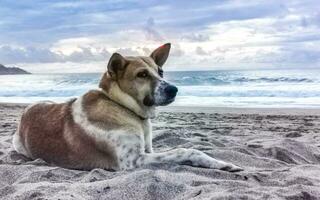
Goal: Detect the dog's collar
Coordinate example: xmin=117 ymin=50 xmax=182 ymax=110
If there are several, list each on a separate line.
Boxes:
xmin=100 ymin=89 xmax=148 ymax=120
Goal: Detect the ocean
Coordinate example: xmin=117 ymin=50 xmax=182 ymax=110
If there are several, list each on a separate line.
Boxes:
xmin=1 ymin=69 xmax=320 ymax=108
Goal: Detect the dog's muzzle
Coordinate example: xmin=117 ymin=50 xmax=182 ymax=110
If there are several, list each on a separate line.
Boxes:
xmin=164 ymin=85 xmax=178 ymax=99
xmin=146 ymin=80 xmax=178 ymax=106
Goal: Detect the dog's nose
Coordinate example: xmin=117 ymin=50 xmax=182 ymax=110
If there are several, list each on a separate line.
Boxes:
xmin=164 ymin=85 xmax=178 ymax=98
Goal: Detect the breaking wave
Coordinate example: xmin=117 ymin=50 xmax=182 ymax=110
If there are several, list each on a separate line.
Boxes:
xmin=1 ymin=69 xmax=320 ymax=107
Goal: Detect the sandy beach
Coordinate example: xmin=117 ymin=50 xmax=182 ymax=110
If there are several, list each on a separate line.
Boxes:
xmin=1 ymin=103 xmax=320 ymax=199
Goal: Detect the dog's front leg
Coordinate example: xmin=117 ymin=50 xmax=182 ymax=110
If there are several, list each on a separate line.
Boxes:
xmin=144 ymin=132 xmax=153 ymax=153
xmin=136 ymin=148 xmax=243 ymax=172
xmin=143 ymin=119 xmax=153 ymax=153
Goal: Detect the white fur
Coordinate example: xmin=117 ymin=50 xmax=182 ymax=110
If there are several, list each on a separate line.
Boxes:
xmin=12 ymin=128 xmax=29 ymax=157
xmin=142 ymin=119 xmax=153 ymax=153
xmin=154 ymin=79 xmax=167 ymax=104
xmin=137 ymin=148 xmax=242 ymax=171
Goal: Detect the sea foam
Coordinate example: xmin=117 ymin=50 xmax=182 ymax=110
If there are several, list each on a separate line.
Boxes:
xmin=1 ymin=69 xmax=320 ymax=107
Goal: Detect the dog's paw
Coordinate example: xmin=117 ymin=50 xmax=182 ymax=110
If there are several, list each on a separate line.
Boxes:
xmin=205 ymin=159 xmax=243 ymax=172
xmin=219 ymin=163 xmax=243 ymax=172
xmin=145 ymin=147 xmax=153 ymax=154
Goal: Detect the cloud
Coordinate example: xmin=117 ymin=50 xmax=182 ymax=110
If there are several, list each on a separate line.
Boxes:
xmin=67 ymin=47 xmax=110 ymax=62
xmin=181 ymin=33 xmax=210 ymax=42
xmin=254 ymin=47 xmax=320 ymax=64
xmin=170 ymin=45 xmax=185 ymax=57
xmin=143 ymin=17 xmax=164 ymax=42
xmin=0 ymin=0 xmax=320 ymax=71
xmin=0 ymin=0 xmax=288 ymax=44
xmin=0 ymin=46 xmax=61 ymax=64
xmin=0 ymin=45 xmax=111 ymax=64
xmin=195 ymin=47 xmax=210 ymax=56
xmin=116 ymin=47 xmax=141 ymax=56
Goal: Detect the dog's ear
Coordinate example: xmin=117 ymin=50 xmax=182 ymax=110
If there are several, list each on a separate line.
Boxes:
xmin=150 ymin=43 xmax=171 ymax=67
xmin=107 ymin=53 xmax=127 ymax=79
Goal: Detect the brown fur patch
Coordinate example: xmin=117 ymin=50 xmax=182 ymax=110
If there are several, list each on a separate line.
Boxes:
xmin=82 ymin=90 xmax=143 ymax=128
xmin=82 ymin=90 xmax=122 ymax=130
xmin=18 ymin=99 xmax=118 ymax=170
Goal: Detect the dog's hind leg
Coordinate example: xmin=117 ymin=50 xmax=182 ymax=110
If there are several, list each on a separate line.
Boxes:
xmin=136 ymin=148 xmax=243 ymax=172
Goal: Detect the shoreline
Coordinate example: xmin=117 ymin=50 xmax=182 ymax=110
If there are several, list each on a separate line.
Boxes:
xmin=161 ymin=105 xmax=320 ymax=115
xmin=1 ymin=102 xmax=320 ymax=116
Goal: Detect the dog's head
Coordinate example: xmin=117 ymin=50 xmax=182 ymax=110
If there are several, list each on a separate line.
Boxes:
xmin=99 ymin=43 xmax=178 ymax=117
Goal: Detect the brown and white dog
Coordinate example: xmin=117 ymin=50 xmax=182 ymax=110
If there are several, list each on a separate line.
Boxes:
xmin=13 ymin=43 xmax=242 ymax=172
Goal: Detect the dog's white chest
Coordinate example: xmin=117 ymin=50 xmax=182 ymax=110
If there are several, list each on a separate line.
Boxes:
xmin=72 ymin=97 xmax=147 ymax=169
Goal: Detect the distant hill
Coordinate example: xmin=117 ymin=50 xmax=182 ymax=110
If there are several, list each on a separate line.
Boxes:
xmin=0 ymin=64 xmax=31 ymax=75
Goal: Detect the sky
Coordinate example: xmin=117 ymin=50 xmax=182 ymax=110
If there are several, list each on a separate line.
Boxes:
xmin=0 ymin=0 xmax=320 ymax=73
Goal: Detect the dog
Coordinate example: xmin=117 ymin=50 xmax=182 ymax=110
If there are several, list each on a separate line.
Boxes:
xmin=12 ymin=43 xmax=242 ymax=172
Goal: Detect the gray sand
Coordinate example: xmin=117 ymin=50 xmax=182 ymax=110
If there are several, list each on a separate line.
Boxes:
xmin=1 ymin=104 xmax=320 ymax=199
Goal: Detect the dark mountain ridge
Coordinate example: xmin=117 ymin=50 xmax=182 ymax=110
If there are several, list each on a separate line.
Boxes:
xmin=0 ymin=64 xmax=31 ymax=75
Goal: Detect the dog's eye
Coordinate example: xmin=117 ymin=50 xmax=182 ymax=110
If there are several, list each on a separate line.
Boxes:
xmin=137 ymin=71 xmax=148 ymax=78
